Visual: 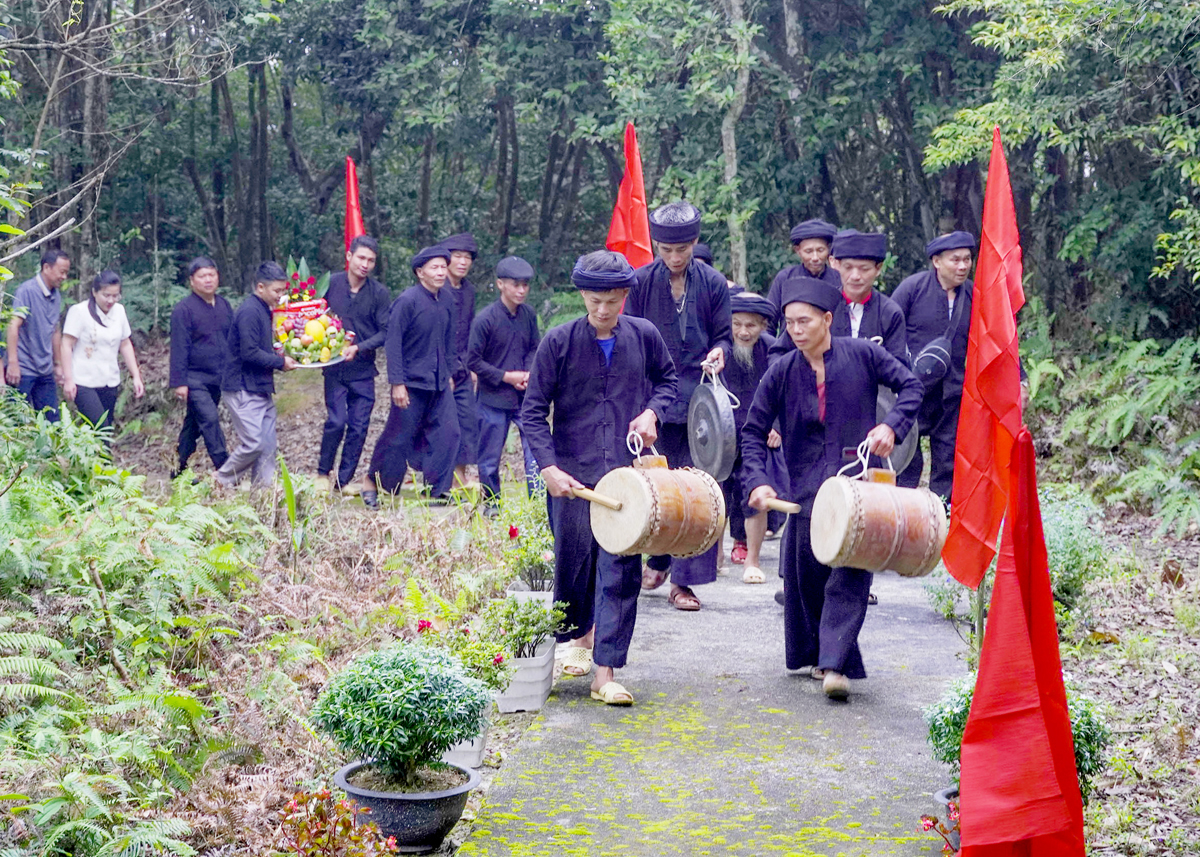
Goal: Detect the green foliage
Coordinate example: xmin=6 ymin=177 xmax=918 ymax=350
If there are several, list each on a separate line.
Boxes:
xmin=1039 ymin=483 xmax=1114 ymax=614
xmin=310 ymin=645 xmax=492 ymax=788
xmin=273 ymin=789 xmax=398 ymax=857
xmin=415 ymin=619 xmax=513 ymax=695
xmin=479 ymin=597 xmax=569 ymax=660
xmin=924 ymin=676 xmax=1111 ymax=801
xmin=496 ymin=492 xmax=555 ymax=591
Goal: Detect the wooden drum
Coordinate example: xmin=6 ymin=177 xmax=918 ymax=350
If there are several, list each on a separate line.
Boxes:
xmin=810 ymin=475 xmax=947 ymax=577
xmin=589 ymin=457 xmax=726 ymax=558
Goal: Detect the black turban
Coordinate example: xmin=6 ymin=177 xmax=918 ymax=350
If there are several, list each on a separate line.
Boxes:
xmin=779 ymin=276 xmax=841 ymax=314
xmin=731 ymin=293 xmax=777 ymax=328
xmin=693 ymin=243 xmax=714 ymax=265
xmin=441 ymin=232 xmax=479 ymax=257
xmin=648 ymin=203 xmax=702 ymax=244
xmin=789 ymin=219 xmax=838 ymax=245
xmin=571 ymin=255 xmax=637 ymax=291
xmin=831 ymin=229 xmax=887 ymax=262
xmin=411 ymin=245 xmax=451 ymax=272
xmin=926 ymin=231 xmax=977 ymax=258
xmin=495 ymin=256 xmax=534 ymax=280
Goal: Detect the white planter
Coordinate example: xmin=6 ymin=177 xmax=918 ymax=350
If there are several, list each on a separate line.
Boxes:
xmin=505 ymin=582 xmax=554 ymax=606
xmin=494 ymin=640 xmax=554 ymax=713
xmin=442 ymin=720 xmax=489 ymax=769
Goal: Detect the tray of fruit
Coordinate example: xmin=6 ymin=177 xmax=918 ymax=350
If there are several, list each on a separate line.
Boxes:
xmin=275 ymin=312 xmax=353 ymax=367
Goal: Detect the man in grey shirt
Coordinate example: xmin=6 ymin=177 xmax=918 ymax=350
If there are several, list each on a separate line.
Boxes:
xmin=5 ymin=249 xmax=70 ymax=422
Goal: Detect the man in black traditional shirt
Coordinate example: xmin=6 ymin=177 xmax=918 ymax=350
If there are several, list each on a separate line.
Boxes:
xmin=521 ymin=250 xmax=677 ymax=706
xmin=626 ymin=201 xmax=731 ymax=612
xmin=439 ymin=232 xmax=480 ymax=489
xmin=169 ymin=257 xmax=233 ymax=476
xmin=215 ymin=262 xmax=298 ymax=488
xmin=359 ymin=246 xmax=459 ymax=509
xmin=316 ymin=235 xmax=390 ymax=494
xmin=766 ymin=219 xmax=842 ymax=332
xmin=468 ymin=255 xmax=541 ymax=511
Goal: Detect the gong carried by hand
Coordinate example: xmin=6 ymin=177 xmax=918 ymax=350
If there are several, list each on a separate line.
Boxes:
xmin=877 ymin=387 xmax=918 ymax=474
xmin=688 ymin=379 xmax=738 ymax=482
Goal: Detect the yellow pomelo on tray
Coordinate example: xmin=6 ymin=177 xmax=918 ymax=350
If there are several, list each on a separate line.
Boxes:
xmin=304 ymin=319 xmax=326 ymax=343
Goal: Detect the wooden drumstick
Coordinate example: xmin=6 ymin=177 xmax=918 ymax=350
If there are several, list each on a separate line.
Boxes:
xmin=571 ymin=486 xmax=623 ymax=511
xmin=764 ymin=497 xmax=801 ymax=514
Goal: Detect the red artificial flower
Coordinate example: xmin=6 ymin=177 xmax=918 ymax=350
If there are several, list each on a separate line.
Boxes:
xmin=493 ymin=654 xmax=505 ymax=665
xmin=307 ymin=276 xmax=317 ymax=285
xmin=417 ymin=619 xmax=433 ymax=633
xmin=509 ymin=525 xmax=520 ymax=539
xmin=292 ymin=271 xmax=300 ymax=280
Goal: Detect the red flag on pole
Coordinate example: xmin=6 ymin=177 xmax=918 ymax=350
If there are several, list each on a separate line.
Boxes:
xmin=941 ymin=127 xmax=1026 ymax=589
xmin=344 ymin=156 xmax=366 ymax=269
xmin=606 ymin=122 xmax=653 ymax=270
xmin=958 ymin=427 xmax=1085 ymax=856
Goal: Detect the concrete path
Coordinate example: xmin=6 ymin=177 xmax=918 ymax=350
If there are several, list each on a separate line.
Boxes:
xmin=459 ymin=532 xmax=967 ymax=857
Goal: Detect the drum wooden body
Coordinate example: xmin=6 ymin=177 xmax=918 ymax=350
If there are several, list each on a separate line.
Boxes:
xmin=590 ymin=459 xmax=726 ymax=558
xmin=810 ymin=476 xmax=947 ymax=577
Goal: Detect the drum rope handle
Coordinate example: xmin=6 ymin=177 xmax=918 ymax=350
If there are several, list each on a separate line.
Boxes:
xmin=835 ymin=439 xmax=896 ymax=481
xmin=626 ymin=430 xmax=660 ymax=459
xmin=700 ymin=360 xmax=741 ymax=410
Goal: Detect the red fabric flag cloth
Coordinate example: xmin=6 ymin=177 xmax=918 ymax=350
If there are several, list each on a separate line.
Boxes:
xmin=605 ymin=122 xmax=653 ymax=270
xmin=958 ymin=427 xmax=1085 ymax=856
xmin=344 ymin=156 xmax=366 ymax=268
xmin=942 ymin=127 xmax=1026 ymax=589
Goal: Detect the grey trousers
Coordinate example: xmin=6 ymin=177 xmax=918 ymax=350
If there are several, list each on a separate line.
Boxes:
xmin=216 ymin=390 xmax=278 ymax=487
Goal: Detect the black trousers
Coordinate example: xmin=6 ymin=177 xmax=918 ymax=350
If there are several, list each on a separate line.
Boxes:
xmin=782 ymin=514 xmax=871 ymax=678
xmin=178 ymin=382 xmax=228 ymax=470
xmin=549 ymin=495 xmax=643 ymax=669
xmin=317 ymin=374 xmax=375 ymax=486
xmin=898 ymin=389 xmax=960 ymax=501
xmin=368 ymin=387 xmax=459 ymax=496
xmin=644 ymin=422 xmax=720 ymax=587
xmin=76 ymin=385 xmax=119 ymax=437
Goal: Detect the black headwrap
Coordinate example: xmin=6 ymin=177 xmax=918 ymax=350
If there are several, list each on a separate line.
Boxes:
xmin=571 ymin=255 xmax=637 ymax=291
xmin=411 ymin=245 xmax=451 ymax=272
xmin=648 ymin=203 xmax=702 ymax=244
xmin=831 ymin=229 xmax=887 ymax=262
xmin=693 ymin=242 xmax=714 ymax=265
xmin=789 ymin=219 xmax=838 ymax=245
xmin=926 ymin=231 xmax=977 ymax=258
xmin=441 ymin=233 xmax=479 ymax=257
xmin=779 ymin=276 xmax=841 ymax=314
xmin=731 ymin=293 xmax=777 ymax=329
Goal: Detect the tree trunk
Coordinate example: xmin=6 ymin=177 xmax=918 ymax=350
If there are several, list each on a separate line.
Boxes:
xmin=417 ymin=130 xmax=435 ymax=245
xmin=216 ymin=73 xmax=252 ymax=287
xmin=500 ymin=98 xmax=519 ymax=257
xmin=720 ymin=0 xmax=752 ymax=286
xmin=257 ymin=64 xmax=272 ymax=262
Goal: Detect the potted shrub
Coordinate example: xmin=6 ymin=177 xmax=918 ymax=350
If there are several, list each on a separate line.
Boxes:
xmin=481 ymin=596 xmax=568 ymax=713
xmin=415 ymin=618 xmax=514 ymax=769
xmin=923 ymin=676 xmax=1110 ymax=849
xmin=310 ymin=644 xmax=492 ymax=853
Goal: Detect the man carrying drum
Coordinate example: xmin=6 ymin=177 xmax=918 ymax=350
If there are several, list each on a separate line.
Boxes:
xmin=520 ymin=251 xmax=677 ymax=706
xmin=741 ymin=278 xmax=923 ymax=700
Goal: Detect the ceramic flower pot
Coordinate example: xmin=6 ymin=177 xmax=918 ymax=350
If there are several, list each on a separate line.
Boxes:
xmin=441 ymin=718 xmax=489 ymax=769
xmin=505 ymin=581 xmax=553 ymax=606
xmin=494 ymin=639 xmax=554 ymax=713
xmin=934 ymin=785 xmax=961 ymax=851
xmin=334 ymin=760 xmax=480 ymax=854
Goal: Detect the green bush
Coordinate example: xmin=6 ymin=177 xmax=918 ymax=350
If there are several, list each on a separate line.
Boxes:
xmin=924 ymin=676 xmax=1111 ymax=802
xmin=310 ymin=645 xmax=492 ymax=788
xmin=480 ymin=596 xmax=569 ymax=659
xmin=496 ymin=492 xmax=554 ymax=591
xmin=1039 ymin=483 xmax=1114 ymax=613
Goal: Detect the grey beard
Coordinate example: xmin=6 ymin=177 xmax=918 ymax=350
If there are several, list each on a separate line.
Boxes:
xmin=733 ymin=342 xmax=756 ymax=370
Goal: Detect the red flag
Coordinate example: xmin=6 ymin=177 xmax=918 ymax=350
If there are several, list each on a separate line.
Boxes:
xmin=942 ymin=127 xmax=1026 ymax=588
xmin=344 ymin=156 xmax=366 ymax=268
xmin=605 ymin=123 xmax=653 ymax=270
xmin=958 ymin=427 xmax=1085 ymax=856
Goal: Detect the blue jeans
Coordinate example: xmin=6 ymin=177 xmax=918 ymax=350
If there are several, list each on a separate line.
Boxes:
xmin=476 ymin=401 xmax=539 ymax=503
xmin=18 ymin=374 xmax=59 ymax=423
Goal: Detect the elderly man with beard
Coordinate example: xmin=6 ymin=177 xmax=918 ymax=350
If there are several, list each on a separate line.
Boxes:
xmin=625 ymin=201 xmax=732 ymax=613
xmin=722 ymin=292 xmax=787 ymax=584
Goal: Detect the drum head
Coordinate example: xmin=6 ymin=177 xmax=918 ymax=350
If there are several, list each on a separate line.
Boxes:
xmin=688 ymin=383 xmax=738 ymax=482
xmin=590 ymin=468 xmax=653 ymax=556
xmin=877 ymin=387 xmax=918 ymax=474
xmin=810 ymin=477 xmax=854 ymax=567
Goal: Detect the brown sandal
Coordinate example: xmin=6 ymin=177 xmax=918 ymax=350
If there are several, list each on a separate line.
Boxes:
xmin=668 ymin=586 xmax=702 ymax=611
xmin=641 ymin=566 xmax=669 ymax=591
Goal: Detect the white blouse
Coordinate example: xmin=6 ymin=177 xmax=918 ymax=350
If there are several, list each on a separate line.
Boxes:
xmin=63 ymin=301 xmax=132 ymax=388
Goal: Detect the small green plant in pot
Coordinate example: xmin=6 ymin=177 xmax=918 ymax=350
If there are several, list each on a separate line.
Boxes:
xmin=482 ymin=596 xmax=569 ymax=713
xmin=310 ymin=644 xmax=492 ymax=853
xmin=498 ymin=494 xmax=555 ymax=592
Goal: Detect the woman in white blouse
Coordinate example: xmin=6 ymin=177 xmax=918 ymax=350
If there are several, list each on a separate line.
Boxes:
xmin=61 ymin=270 xmax=145 ymax=436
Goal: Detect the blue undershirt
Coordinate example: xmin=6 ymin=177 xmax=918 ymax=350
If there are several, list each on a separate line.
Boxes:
xmin=597 ymin=336 xmax=615 ymax=365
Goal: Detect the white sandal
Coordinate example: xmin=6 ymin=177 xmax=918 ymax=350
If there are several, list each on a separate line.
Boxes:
xmin=742 ymin=565 xmax=765 ymax=584
xmin=561 ymin=646 xmax=593 ymax=677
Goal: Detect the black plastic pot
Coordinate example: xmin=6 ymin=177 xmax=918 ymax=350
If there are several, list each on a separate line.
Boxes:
xmin=934 ymin=785 xmax=961 ymax=851
xmin=334 ymin=760 xmax=480 ymax=854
